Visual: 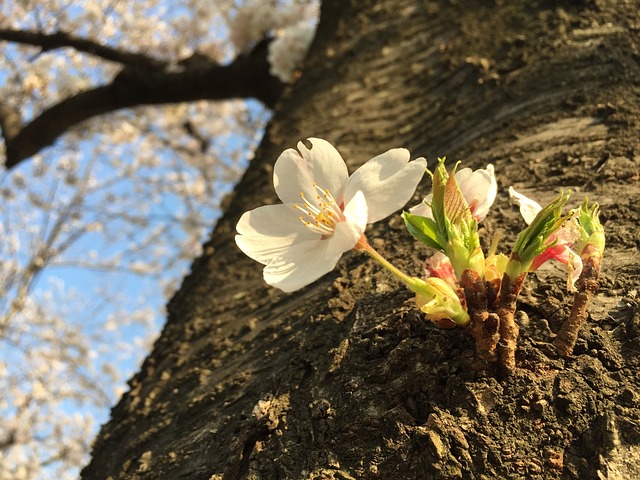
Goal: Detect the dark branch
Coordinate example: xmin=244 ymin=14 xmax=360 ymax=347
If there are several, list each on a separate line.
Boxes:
xmin=0 ymin=28 xmax=169 ymax=69
xmin=1 ymin=40 xmax=284 ymax=170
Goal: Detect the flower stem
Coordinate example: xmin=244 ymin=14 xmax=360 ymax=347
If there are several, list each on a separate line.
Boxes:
xmin=554 ymin=243 xmax=602 ymax=357
xmin=354 ymin=236 xmax=418 ymax=290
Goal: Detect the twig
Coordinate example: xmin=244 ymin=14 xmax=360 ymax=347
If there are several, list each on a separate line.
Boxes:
xmin=2 ymin=38 xmax=283 ymax=169
xmin=0 ymin=28 xmax=169 ymax=69
xmin=497 ymin=271 xmax=527 ymax=376
xmin=554 ymin=243 xmax=602 ymax=356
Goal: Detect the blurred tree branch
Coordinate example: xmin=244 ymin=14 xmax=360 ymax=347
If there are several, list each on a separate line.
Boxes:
xmin=0 ymin=28 xmax=170 ymax=69
xmin=0 ymin=34 xmax=284 ymax=170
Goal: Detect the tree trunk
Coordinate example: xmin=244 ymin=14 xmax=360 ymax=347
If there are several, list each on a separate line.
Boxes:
xmin=82 ymin=1 xmax=640 ymax=478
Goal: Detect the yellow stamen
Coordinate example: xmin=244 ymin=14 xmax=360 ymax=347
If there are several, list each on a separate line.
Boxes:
xmin=295 ymin=183 xmax=344 ymax=235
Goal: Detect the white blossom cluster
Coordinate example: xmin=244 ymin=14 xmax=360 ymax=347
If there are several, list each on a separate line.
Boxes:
xmin=229 ymin=0 xmax=318 ymax=82
xmin=268 ymin=21 xmax=317 ymax=82
xmin=0 ymin=0 xmax=311 ymax=478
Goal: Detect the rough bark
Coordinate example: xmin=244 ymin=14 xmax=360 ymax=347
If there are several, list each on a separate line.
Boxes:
xmin=82 ymin=0 xmax=640 ymax=478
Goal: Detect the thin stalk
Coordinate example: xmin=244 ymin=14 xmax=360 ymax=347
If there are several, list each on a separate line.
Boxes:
xmin=354 ymin=236 xmax=418 ymax=289
xmin=497 ymin=271 xmax=527 ymax=376
xmin=488 ymin=231 xmax=501 ymax=256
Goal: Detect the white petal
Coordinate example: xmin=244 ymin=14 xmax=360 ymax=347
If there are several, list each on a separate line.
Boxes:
xmin=566 ymin=250 xmax=583 ymax=292
xmin=456 ymin=164 xmax=497 ymax=221
xmin=341 ymin=190 xmax=368 ymax=234
xmin=409 ymin=194 xmax=434 ymax=219
xmin=273 ymin=138 xmax=349 ymax=205
xmin=508 ymin=187 xmax=542 ymax=225
xmin=344 ymin=149 xmax=427 ymax=223
xmin=325 ymin=191 xmax=368 ymax=259
xmin=235 ymin=204 xmax=316 ymax=265
xmin=263 ymin=238 xmax=341 ymax=292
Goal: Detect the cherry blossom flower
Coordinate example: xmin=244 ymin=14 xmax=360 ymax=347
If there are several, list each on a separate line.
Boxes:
xmin=410 ymin=164 xmax=496 ymax=222
xmin=509 ymin=187 xmax=582 ymax=290
xmin=236 ymin=138 xmax=427 ymax=292
xmin=229 ymin=0 xmax=318 ymax=82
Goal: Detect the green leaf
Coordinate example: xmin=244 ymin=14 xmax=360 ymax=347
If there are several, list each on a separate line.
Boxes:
xmin=512 ymin=191 xmax=570 ymax=270
xmin=430 ymin=158 xmax=449 ymax=230
xmin=402 ymin=211 xmax=445 ymax=251
xmin=406 ymin=158 xmax=484 ymax=277
xmin=578 ymin=199 xmax=605 ymax=254
xmin=444 ymin=163 xmax=473 ymax=226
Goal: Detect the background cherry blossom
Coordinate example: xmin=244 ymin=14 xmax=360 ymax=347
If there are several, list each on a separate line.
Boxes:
xmin=0 ymin=1 xmax=318 ymax=478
